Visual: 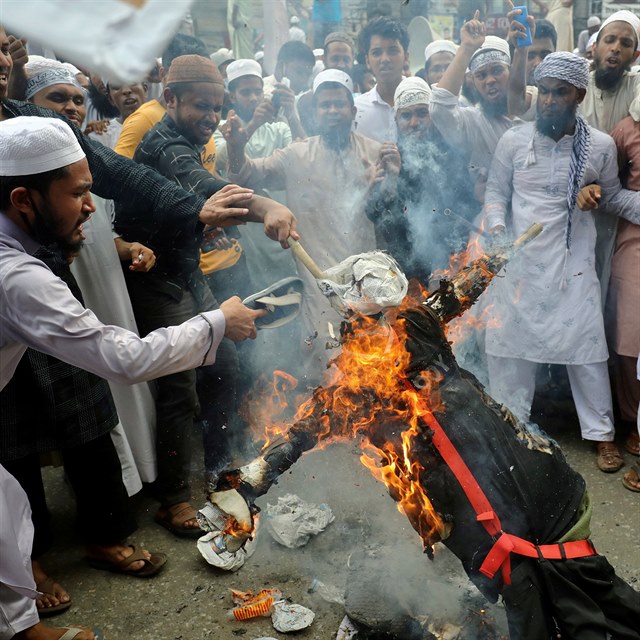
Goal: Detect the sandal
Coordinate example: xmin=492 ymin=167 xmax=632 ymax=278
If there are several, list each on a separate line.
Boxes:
xmin=86 ymin=544 xmax=167 ymax=578
xmin=36 ymin=576 xmax=72 ymax=617
xmin=624 ymin=431 xmax=640 ymax=456
xmin=58 ymin=627 xmax=104 ymax=640
xmin=155 ymin=502 xmax=204 ymax=538
xmin=595 ymin=441 xmax=625 ymax=473
xmin=622 ymin=463 xmax=640 ymax=493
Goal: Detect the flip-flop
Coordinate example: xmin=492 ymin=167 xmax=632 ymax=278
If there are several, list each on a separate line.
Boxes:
xmin=36 ymin=576 xmax=72 ymax=617
xmin=155 ymin=503 xmax=204 ymax=538
xmin=243 ymin=277 xmax=304 ymax=329
xmin=59 ymin=627 xmax=105 ymax=640
xmin=86 ymin=544 xmax=167 ymax=578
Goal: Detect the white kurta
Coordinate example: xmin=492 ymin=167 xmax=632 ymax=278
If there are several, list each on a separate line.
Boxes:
xmin=70 ymin=195 xmax=157 ymax=488
xmin=229 ymin=133 xmax=380 ymax=380
xmin=0 ymin=464 xmax=38 ymax=639
xmin=483 ymin=121 xmax=638 ymax=365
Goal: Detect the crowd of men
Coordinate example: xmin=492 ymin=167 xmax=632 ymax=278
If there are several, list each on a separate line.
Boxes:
xmin=0 ymin=5 xmax=638 ymax=640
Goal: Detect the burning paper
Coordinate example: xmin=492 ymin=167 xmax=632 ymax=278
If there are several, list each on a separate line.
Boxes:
xmin=2 ymin=0 xmax=193 ymax=83
xmin=271 ymin=602 xmax=315 ymax=632
xmin=265 ymin=493 xmax=334 ymax=548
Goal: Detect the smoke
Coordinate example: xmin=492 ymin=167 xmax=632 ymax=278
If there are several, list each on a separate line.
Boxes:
xmin=250 ymin=442 xmax=509 ymax=639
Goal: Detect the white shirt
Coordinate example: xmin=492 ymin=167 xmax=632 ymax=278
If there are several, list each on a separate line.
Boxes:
xmin=0 ymin=214 xmax=225 ymax=391
xmin=430 ymin=85 xmax=533 ymax=188
xmin=354 ymin=85 xmax=397 ymax=143
xmin=580 ymin=70 xmax=640 ymax=134
xmin=482 ymin=122 xmax=640 ymax=365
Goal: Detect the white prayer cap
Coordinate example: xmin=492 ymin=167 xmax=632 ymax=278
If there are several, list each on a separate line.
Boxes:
xmin=587 ymin=16 xmax=601 ymax=28
xmin=534 ymin=51 xmax=590 ymax=90
xmin=226 ymin=59 xmax=263 ymax=84
xmin=587 ymin=32 xmax=598 ymax=51
xmin=394 ymin=76 xmax=432 ymax=111
xmin=469 ymin=36 xmax=511 ymax=73
xmin=313 ymin=48 xmax=324 ymax=58
xmin=25 ymin=58 xmax=82 ymax=100
xmin=0 ymin=116 xmax=86 ymax=177
xmin=312 ymin=68 xmax=353 ymax=94
xmin=210 ymin=48 xmax=235 ymax=68
xmin=254 ymin=51 xmax=265 ymax=62
xmin=424 ymin=40 xmax=457 ymax=65
xmin=601 ymin=10 xmax=640 ymax=46
xmin=290 ymin=15 xmax=300 ymax=25
xmin=61 ymin=62 xmax=82 ymax=76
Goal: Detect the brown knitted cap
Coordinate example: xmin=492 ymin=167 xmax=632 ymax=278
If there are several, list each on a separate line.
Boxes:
xmin=165 ymin=55 xmax=223 ymax=86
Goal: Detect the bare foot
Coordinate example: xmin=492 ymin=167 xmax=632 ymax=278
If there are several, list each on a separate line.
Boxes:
xmin=31 ymin=560 xmax=70 ymax=612
xmin=85 ymin=543 xmax=151 ymax=573
xmin=16 ymin=622 xmax=96 ymax=640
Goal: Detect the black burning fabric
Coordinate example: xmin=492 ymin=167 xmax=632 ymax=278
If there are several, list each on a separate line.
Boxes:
xmin=400 ymin=306 xmax=585 ymax=602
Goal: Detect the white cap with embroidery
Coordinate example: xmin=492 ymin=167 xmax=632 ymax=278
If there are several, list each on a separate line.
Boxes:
xmin=0 ymin=116 xmax=86 ymax=176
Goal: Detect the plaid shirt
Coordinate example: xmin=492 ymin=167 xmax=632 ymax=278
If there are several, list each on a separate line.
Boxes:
xmin=0 ymin=247 xmax=117 ymax=462
xmin=115 ymin=114 xmax=230 ymax=305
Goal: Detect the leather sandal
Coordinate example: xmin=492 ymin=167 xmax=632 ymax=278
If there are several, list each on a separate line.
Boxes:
xmin=595 ymin=441 xmax=624 ymax=473
xmin=622 ymin=463 xmax=640 ymax=493
xmin=624 ymin=431 xmax=639 ymax=456
xmin=86 ymin=544 xmax=167 ymax=577
xmin=155 ymin=502 xmax=204 ymax=538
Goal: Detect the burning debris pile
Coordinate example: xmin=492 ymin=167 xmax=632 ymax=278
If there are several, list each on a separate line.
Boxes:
xmin=200 ymin=223 xmax=544 ymax=553
xmin=197 ymin=223 xmax=638 ymax=638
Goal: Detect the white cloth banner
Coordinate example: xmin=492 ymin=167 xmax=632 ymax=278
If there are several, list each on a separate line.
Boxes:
xmin=1 ymin=0 xmax=194 ymax=83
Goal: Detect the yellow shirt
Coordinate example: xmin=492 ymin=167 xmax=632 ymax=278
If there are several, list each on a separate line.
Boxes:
xmin=114 ymin=99 xmax=241 ymax=273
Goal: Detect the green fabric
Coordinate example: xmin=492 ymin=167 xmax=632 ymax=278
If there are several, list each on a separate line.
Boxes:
xmin=558 ymin=491 xmax=592 ymax=543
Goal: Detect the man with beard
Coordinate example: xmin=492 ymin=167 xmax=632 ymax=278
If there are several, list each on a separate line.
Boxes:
xmin=0 ymin=117 xmax=265 ymax=640
xmin=366 ymin=76 xmax=479 ymax=283
xmin=579 ymin=11 xmax=640 ymax=310
xmin=482 ymin=52 xmax=640 ymax=473
xmin=354 ymin=17 xmax=409 ymax=143
xmin=583 ymin=10 xmax=639 ymax=135
xmin=430 ymin=14 xmax=534 ymax=203
xmin=226 ymin=69 xmax=382 ymax=382
xmin=114 ymin=55 xmax=282 ymax=537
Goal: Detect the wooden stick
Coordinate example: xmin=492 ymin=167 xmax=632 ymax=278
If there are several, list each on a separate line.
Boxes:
xmin=287 ymin=238 xmax=327 ymax=279
xmin=513 ymin=223 xmax=543 ymax=248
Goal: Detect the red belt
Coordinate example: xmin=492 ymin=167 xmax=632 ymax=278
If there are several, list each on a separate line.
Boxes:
xmin=480 ymin=533 xmax=597 ymax=585
xmin=399 ymin=377 xmax=597 ymax=585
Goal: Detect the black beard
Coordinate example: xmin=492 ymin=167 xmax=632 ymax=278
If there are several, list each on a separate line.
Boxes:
xmin=536 ymin=106 xmax=577 ymax=139
xmin=479 ymin=93 xmax=508 ymax=118
xmin=594 ymin=65 xmax=627 ymax=92
xmin=30 ymin=200 xmax=84 ymax=258
xmin=87 ymin=83 xmax=120 ymax=119
xmin=320 ymin=125 xmax=352 ymax=150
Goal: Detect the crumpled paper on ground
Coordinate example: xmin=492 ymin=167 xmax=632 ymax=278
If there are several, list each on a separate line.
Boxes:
xmin=271 ymin=601 xmax=315 ymax=632
xmin=265 ymin=494 xmax=334 ymax=548
xmin=197 ymin=529 xmax=258 ymax=572
xmin=317 ymin=251 xmax=408 ymax=316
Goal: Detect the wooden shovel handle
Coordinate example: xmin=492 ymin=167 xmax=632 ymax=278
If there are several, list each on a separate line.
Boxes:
xmin=287 ymin=238 xmax=327 ymax=279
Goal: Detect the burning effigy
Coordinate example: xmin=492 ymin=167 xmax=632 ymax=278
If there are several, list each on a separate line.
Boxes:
xmin=198 ymin=225 xmax=640 ymax=639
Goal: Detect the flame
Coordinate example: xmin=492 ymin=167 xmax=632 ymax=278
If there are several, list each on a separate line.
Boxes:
xmin=243 ymin=235 xmax=512 ymax=549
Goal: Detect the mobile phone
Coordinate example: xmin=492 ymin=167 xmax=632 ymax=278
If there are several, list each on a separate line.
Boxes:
xmin=513 ymin=6 xmax=533 ymax=47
